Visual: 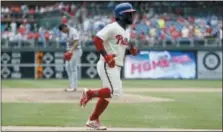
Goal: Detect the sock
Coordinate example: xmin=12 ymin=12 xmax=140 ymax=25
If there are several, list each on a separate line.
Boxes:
xmin=87 ymin=87 xmax=111 ymax=98
xmin=90 ymin=98 xmax=109 ymax=121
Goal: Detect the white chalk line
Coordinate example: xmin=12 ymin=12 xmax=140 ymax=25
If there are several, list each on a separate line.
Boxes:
xmin=2 ymin=126 xmax=222 ymax=131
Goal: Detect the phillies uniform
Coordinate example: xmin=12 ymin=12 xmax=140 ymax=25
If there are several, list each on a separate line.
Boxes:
xmin=79 ymin=2 xmax=137 ymax=130
xmin=96 ymin=22 xmax=130 ymax=98
xmin=65 ymin=27 xmax=82 ymax=89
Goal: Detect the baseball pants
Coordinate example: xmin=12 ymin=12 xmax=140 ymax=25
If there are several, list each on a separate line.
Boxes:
xmin=65 ymin=49 xmax=82 ymax=89
xmin=97 ymin=59 xmax=123 ymax=98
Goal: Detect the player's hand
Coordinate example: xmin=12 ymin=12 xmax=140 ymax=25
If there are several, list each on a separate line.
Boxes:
xmin=64 ymin=51 xmax=73 ymax=61
xmin=130 ymin=45 xmax=138 ymax=56
xmin=104 ymin=54 xmax=116 ymax=68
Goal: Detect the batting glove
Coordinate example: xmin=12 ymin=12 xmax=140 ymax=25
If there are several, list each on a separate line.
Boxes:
xmin=130 ymin=45 xmax=138 ymax=56
xmin=104 ymin=54 xmax=116 ymax=68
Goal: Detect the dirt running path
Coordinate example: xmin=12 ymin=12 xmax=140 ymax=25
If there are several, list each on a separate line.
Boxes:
xmin=2 ymin=88 xmax=221 ymax=103
xmin=2 ymin=88 xmax=174 ymax=103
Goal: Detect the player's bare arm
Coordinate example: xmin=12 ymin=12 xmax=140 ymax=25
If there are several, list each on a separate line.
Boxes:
xmin=69 ymin=40 xmax=79 ymax=53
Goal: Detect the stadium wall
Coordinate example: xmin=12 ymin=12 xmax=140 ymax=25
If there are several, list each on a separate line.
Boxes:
xmin=1 ymin=47 xmax=222 ymax=80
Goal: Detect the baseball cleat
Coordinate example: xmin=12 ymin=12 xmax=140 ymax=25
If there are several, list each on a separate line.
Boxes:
xmin=64 ymin=88 xmax=77 ymax=92
xmin=80 ymin=88 xmax=92 ymax=108
xmin=86 ymin=119 xmax=107 ymax=130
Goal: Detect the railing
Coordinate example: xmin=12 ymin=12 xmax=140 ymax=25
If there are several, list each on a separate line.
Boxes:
xmin=1 ymin=38 xmax=222 ymax=51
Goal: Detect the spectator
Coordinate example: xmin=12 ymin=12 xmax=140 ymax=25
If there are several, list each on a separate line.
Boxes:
xmin=181 ymin=25 xmax=190 ymax=38
xmin=169 ymin=24 xmax=176 ymax=33
xmin=130 ymin=28 xmax=137 ymax=40
xmin=35 ymin=6 xmax=39 ymax=13
xmin=5 ymin=7 xmax=9 ymax=14
xmin=58 ymin=2 xmax=64 ymax=10
xmin=136 ymin=20 xmax=149 ymax=35
xmin=160 ymin=29 xmax=167 ymax=40
xmin=18 ymin=25 xmax=26 ymax=36
xmin=194 ymin=26 xmax=203 ymax=39
xmin=150 ymin=27 xmax=157 ymax=38
xmin=1 ymin=1 xmax=222 ymax=48
xmin=44 ymin=32 xmax=50 ymax=40
xmin=158 ymin=17 xmax=165 ymax=29
xmin=211 ymin=25 xmax=219 ymax=37
xmin=2 ymin=28 xmax=11 ymax=40
xmin=70 ymin=3 xmax=76 ymax=16
xmin=210 ymin=15 xmax=218 ymax=27
xmin=172 ymin=30 xmax=180 ymax=40
xmin=40 ymin=7 xmax=45 ymax=14
xmin=61 ymin=16 xmax=68 ymax=24
xmin=177 ymin=16 xmax=184 ymax=24
xmin=93 ymin=16 xmax=105 ymax=32
xmin=1 ymin=7 xmax=5 ymax=14
xmin=38 ymin=26 xmax=47 ymax=46
xmin=29 ymin=8 xmax=35 ymax=15
xmin=188 ymin=16 xmax=195 ymax=24
xmin=71 ymin=3 xmax=76 ymax=11
xmin=83 ymin=17 xmax=91 ymax=31
xmin=205 ymin=25 xmax=212 ymax=37
xmin=1 ymin=23 xmax=6 ymax=32
xmin=64 ymin=4 xmax=70 ymax=12
xmin=139 ymin=32 xmax=146 ymax=40
xmin=148 ymin=27 xmax=157 ymax=44
xmin=219 ymin=26 xmax=222 ymax=40
xmin=10 ymin=20 xmax=17 ymax=34
xmin=77 ymin=2 xmax=88 ymax=23
xmin=20 ymin=19 xmax=31 ymax=34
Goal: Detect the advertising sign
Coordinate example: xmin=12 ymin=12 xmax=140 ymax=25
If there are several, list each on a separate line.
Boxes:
xmin=124 ymin=51 xmax=196 ymax=79
xmin=1 ymin=52 xmax=35 ymax=79
xmin=197 ymin=51 xmax=222 ymax=79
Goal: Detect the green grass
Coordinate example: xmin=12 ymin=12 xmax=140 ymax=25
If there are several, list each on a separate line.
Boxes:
xmin=2 ymin=92 xmax=222 ymax=129
xmin=2 ymin=79 xmax=222 ymax=88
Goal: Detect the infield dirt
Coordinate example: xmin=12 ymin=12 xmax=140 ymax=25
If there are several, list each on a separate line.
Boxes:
xmin=2 ymin=88 xmax=177 ymax=103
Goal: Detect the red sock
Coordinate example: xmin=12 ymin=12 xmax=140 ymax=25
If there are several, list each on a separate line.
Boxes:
xmin=87 ymin=87 xmax=111 ymax=98
xmin=90 ymin=98 xmax=109 ymax=121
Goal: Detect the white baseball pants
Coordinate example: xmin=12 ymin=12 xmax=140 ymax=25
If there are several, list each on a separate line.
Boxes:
xmin=97 ymin=59 xmax=123 ymax=98
xmin=65 ymin=49 xmax=82 ymax=89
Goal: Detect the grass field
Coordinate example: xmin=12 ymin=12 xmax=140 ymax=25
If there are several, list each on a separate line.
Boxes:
xmin=1 ymin=79 xmax=222 ymax=131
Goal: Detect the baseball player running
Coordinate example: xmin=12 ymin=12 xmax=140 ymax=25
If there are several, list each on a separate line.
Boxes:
xmin=80 ymin=3 xmax=138 ymax=130
xmin=59 ymin=24 xmax=82 ymax=92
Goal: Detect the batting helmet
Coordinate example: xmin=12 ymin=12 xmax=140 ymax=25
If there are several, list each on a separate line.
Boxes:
xmin=114 ymin=2 xmax=136 ymax=18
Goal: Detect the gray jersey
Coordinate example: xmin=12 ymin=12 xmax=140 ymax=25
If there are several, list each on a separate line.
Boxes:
xmin=64 ymin=27 xmax=82 ymax=89
xmin=66 ymin=27 xmax=81 ymax=51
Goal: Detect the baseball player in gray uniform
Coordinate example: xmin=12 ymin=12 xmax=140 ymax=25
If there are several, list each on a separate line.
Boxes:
xmin=59 ymin=24 xmax=82 ymax=92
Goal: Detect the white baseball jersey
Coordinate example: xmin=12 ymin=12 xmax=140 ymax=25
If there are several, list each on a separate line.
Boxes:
xmin=66 ymin=27 xmax=80 ymax=51
xmin=96 ymin=22 xmax=130 ymax=66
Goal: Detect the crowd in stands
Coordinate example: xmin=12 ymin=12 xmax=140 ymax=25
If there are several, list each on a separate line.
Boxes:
xmin=1 ymin=1 xmax=222 ymax=48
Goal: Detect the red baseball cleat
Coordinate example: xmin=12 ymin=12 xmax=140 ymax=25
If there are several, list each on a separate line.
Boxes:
xmin=80 ymin=88 xmax=92 ymax=108
xmin=86 ymin=119 xmax=107 ymax=130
